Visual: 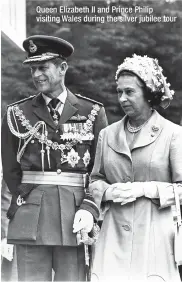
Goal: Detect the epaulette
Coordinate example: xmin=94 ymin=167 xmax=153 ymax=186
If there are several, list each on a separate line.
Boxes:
xmin=7 ymin=95 xmax=36 ymax=107
xmin=75 ymin=93 xmax=103 ymax=106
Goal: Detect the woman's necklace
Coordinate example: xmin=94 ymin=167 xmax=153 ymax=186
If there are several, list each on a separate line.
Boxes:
xmin=127 ymin=114 xmax=152 ymax=133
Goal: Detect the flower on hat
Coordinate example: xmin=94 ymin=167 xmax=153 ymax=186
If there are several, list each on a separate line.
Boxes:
xmin=115 ymin=54 xmax=174 ymax=109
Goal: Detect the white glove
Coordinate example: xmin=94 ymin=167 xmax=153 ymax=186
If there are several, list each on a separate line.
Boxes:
xmin=73 ymin=209 xmax=94 ymax=233
xmin=109 ymin=182 xmax=144 ymax=205
xmin=1 ymin=238 xmax=14 ymax=261
xmin=104 ymin=182 xmax=159 ymax=205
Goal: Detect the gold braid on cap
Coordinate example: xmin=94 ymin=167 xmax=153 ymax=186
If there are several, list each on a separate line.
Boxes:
xmin=115 ymin=54 xmax=174 ymax=109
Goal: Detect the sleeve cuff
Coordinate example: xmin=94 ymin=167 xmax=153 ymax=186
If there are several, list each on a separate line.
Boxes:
xmin=157 ymin=183 xmax=174 ymax=208
xmin=143 ymin=182 xmax=159 ymax=199
xmin=103 ymin=187 xmax=113 ymax=201
xmin=79 ymin=193 xmax=100 ymax=220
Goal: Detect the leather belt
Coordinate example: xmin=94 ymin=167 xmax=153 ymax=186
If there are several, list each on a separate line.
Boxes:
xmin=21 ymin=171 xmax=84 ymax=186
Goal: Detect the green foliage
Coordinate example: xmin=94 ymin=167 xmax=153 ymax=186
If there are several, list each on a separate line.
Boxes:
xmin=2 ymin=0 xmax=182 ymax=124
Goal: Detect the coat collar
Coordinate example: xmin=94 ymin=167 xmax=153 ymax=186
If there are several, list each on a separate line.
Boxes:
xmin=108 ymin=115 xmax=131 ymax=158
xmin=107 ymin=110 xmax=165 ymax=159
xmin=32 ymin=90 xmax=78 ymax=129
xmin=132 ymin=110 xmax=164 ymax=150
xmin=58 ymin=89 xmax=78 ymax=124
xmin=32 ymin=93 xmax=55 ymax=129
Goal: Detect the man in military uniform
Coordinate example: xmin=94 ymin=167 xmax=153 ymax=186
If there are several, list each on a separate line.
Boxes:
xmin=1 ymin=35 xmax=108 ymax=281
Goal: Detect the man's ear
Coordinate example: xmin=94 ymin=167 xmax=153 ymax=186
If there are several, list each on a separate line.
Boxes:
xmin=59 ymin=61 xmax=68 ymax=75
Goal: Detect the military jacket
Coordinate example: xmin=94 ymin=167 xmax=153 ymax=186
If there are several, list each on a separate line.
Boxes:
xmin=1 ymin=90 xmax=108 ymax=245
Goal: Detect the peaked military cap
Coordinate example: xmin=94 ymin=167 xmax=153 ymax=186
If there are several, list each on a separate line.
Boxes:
xmin=22 ymin=35 xmax=74 ymax=64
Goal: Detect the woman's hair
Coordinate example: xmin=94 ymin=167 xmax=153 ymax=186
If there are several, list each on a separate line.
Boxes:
xmin=117 ymin=70 xmax=163 ymax=107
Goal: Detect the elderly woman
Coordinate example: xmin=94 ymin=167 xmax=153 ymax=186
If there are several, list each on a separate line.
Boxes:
xmin=90 ymin=55 xmax=182 ymax=282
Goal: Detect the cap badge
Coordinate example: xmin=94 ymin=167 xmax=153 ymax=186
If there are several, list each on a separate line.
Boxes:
xmin=29 ymin=40 xmax=37 ymax=53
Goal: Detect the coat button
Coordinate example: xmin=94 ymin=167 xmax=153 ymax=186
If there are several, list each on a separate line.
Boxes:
xmin=57 ymin=169 xmax=61 ymax=174
xmin=56 ymin=130 xmax=59 ymax=133
xmin=122 ymin=224 xmax=131 ymax=231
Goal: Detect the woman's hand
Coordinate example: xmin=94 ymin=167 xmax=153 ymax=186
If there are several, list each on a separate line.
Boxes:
xmin=109 ymin=182 xmax=144 ymax=205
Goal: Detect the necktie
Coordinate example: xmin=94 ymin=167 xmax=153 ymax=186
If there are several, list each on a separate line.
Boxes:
xmin=48 ymin=98 xmax=60 ymax=124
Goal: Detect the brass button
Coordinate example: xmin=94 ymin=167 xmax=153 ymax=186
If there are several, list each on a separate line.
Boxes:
xmin=31 ymin=140 xmax=35 ymax=144
xmin=122 ymin=224 xmax=130 ymax=231
xmin=57 ymin=169 xmax=61 ymax=174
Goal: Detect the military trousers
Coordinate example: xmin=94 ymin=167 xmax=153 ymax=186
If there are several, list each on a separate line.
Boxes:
xmin=16 ymin=244 xmax=85 ymax=281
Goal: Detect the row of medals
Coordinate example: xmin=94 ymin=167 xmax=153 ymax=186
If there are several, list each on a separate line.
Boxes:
xmin=61 ymin=123 xmax=93 ymax=141
xmin=51 ymin=103 xmax=94 ymax=141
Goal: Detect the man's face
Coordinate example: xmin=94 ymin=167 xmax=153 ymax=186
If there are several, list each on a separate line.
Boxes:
xmin=29 ymin=60 xmax=61 ymax=97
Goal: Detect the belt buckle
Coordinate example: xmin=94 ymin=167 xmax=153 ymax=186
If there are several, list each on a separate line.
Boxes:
xmin=16 ymin=195 xmax=26 ymax=206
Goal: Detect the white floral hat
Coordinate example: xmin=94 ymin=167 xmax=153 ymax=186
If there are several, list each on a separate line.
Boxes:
xmin=115 ymin=54 xmax=174 ymax=109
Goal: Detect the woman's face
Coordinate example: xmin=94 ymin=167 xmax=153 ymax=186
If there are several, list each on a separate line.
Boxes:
xmin=117 ymin=75 xmax=150 ymax=118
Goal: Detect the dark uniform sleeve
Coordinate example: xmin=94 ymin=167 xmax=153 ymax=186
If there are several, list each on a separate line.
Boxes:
xmin=1 ymin=112 xmax=22 ymax=197
xmin=92 ymin=106 xmax=108 ymax=156
xmin=79 ymin=106 xmax=108 ymax=220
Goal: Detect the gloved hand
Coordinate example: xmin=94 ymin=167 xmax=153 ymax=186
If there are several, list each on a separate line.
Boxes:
xmin=1 ymin=238 xmax=14 ymax=261
xmin=107 ymin=182 xmax=144 ymax=205
xmin=73 ymin=209 xmax=94 ymax=233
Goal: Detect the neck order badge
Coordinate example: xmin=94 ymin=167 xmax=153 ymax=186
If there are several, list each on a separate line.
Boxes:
xmin=48 ymin=98 xmax=60 ymax=124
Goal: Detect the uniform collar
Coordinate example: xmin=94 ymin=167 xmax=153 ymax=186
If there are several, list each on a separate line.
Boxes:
xmin=42 ymin=89 xmax=67 ymax=106
xmin=32 ymin=90 xmax=79 ymax=129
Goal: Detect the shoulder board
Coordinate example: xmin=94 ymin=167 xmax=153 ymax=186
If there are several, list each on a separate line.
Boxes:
xmin=7 ymin=95 xmax=36 ymax=107
xmin=75 ymin=93 xmax=103 ymax=106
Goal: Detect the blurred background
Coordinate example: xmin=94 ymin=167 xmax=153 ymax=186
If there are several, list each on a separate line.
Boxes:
xmin=1 ymin=0 xmax=182 ymax=125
